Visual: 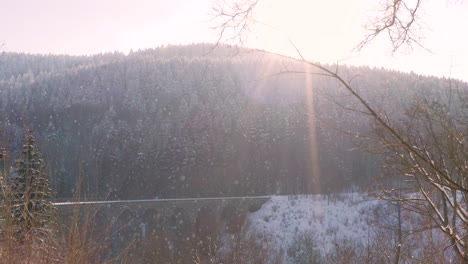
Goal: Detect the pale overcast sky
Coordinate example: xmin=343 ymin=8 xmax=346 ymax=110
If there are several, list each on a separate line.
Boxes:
xmin=2 ymin=0 xmax=468 ymax=81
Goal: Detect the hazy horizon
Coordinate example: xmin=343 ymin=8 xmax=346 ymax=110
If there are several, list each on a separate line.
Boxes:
xmin=2 ymin=0 xmax=468 ymax=81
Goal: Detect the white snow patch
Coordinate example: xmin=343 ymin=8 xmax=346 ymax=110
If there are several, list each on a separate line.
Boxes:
xmin=247 ymin=193 xmax=381 ymax=258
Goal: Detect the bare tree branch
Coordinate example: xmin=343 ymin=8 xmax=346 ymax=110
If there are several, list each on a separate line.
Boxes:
xmin=355 ymin=0 xmax=432 ymax=54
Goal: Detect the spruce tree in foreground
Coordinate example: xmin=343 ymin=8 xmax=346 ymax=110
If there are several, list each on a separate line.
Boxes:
xmin=10 ymin=130 xmax=56 ymax=243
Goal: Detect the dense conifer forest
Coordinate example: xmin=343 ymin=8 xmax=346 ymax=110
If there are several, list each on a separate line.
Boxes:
xmin=1 ymin=44 xmax=464 ymax=199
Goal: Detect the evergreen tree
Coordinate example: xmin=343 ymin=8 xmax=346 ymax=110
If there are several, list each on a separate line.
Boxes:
xmin=10 ymin=130 xmax=56 ymax=243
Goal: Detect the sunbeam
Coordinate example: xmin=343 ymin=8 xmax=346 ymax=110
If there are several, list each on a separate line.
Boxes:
xmin=304 ymin=64 xmax=321 ymax=194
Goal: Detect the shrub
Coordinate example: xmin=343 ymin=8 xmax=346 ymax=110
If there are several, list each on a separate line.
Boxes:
xmin=287 ymin=231 xmax=322 ymax=264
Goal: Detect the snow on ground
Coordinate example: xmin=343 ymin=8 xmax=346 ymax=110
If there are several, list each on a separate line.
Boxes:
xmin=247 ymin=193 xmax=381 ymax=257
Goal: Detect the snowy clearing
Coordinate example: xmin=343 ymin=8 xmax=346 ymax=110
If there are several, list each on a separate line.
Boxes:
xmin=248 ymin=193 xmax=381 ymax=257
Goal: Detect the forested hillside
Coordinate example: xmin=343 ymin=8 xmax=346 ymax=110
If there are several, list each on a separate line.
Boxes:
xmin=0 ymin=44 xmax=463 ymax=199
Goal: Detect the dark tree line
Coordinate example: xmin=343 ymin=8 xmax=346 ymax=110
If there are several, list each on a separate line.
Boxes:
xmin=0 ymin=44 xmax=464 ymax=199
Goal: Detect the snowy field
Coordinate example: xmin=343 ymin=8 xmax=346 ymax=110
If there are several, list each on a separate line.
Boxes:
xmin=247 ymin=193 xmax=381 ymax=260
